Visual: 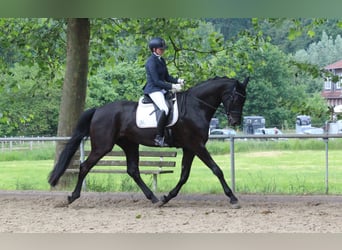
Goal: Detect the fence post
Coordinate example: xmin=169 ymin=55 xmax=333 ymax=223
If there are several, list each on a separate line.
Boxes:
xmin=230 ymin=136 xmax=235 ymax=192
xmin=80 ymin=138 xmax=87 ymax=190
xmin=324 ymin=137 xmax=329 ymax=194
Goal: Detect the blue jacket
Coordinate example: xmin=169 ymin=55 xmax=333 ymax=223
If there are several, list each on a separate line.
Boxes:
xmin=144 ymin=53 xmax=178 ymax=94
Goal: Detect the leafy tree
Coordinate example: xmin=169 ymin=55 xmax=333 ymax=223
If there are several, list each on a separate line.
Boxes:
xmin=86 ymin=61 xmax=145 ymax=108
xmin=0 ymin=63 xmax=61 ymax=136
xmin=86 ymin=18 xmax=231 ymax=108
xmin=206 ymin=18 xmax=253 ymax=41
xmin=258 ymin=19 xmax=342 ymax=54
xmin=0 ymin=17 xmax=335 ymax=136
xmin=210 ymin=36 xmax=328 ymax=129
xmin=0 ymin=18 xmax=66 ymax=76
xmin=294 ymin=31 xmax=342 ymax=67
xmin=0 ymin=18 xmax=66 ymax=134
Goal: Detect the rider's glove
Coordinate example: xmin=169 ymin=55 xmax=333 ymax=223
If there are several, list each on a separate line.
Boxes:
xmin=172 ymin=83 xmax=182 ymax=93
xmin=177 ymin=78 xmax=185 ymax=87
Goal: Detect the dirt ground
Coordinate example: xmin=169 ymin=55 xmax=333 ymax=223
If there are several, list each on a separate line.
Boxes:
xmin=0 ymin=190 xmax=342 ymax=233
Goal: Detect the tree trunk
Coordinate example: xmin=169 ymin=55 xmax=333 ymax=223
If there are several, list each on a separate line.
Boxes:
xmin=54 ymin=18 xmax=90 ymax=188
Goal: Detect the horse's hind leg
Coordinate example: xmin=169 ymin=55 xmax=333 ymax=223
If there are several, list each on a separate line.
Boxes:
xmin=68 ymin=150 xmax=108 ymax=204
xmin=120 ymin=142 xmax=159 ymax=204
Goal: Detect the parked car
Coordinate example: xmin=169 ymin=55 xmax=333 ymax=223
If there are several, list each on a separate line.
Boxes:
xmin=209 ymin=129 xmax=236 ymax=140
xmin=302 ymin=127 xmax=324 ymax=134
xmin=254 ymin=127 xmax=282 ymax=135
xmin=254 ymin=127 xmax=286 ymax=140
xmin=209 ymin=118 xmax=219 ymax=131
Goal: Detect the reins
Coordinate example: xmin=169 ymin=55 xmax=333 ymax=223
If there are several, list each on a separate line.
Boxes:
xmin=188 ymin=88 xmax=236 ymax=117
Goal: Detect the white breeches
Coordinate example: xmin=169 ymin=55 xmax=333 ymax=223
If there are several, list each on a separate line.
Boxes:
xmin=148 ymin=91 xmax=169 ymax=115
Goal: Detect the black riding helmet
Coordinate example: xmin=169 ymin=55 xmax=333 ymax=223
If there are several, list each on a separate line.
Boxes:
xmin=148 ymin=37 xmax=168 ymax=52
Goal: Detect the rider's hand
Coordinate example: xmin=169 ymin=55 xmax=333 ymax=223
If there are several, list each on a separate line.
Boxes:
xmin=177 ymin=78 xmax=185 ymax=86
xmin=172 ymin=83 xmax=182 ymax=93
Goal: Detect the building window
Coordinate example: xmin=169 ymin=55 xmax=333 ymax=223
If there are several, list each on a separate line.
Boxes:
xmin=324 ymin=78 xmax=332 ymax=90
xmin=337 ymin=78 xmax=342 ymax=89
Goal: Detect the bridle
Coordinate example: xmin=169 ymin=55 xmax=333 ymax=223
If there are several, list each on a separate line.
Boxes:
xmin=224 ymin=88 xmax=246 ymax=118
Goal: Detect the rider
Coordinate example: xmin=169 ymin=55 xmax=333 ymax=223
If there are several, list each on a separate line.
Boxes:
xmin=144 ymin=37 xmax=185 ymax=146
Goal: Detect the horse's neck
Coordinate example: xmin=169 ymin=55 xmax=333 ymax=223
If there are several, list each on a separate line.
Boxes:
xmin=180 ymin=83 xmax=223 ymax=121
xmin=184 ymin=79 xmax=236 ymax=121
xmin=189 ymin=82 xmax=225 ymax=107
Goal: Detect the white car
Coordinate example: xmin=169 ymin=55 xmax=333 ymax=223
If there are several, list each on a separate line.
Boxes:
xmin=209 ymin=129 xmax=236 ymax=139
xmin=254 ymin=128 xmax=282 ymax=135
xmin=302 ymin=128 xmax=324 ymax=134
xmin=254 ymin=128 xmax=287 ymax=140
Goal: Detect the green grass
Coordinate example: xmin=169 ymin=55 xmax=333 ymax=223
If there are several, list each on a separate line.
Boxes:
xmin=234 ymin=150 xmax=336 ymax=194
xmin=0 ymin=160 xmax=52 ymax=190
xmin=0 ymin=139 xmax=342 ymax=194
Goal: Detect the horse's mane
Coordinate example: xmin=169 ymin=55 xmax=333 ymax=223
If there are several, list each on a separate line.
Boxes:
xmin=187 ymin=76 xmax=235 ymax=92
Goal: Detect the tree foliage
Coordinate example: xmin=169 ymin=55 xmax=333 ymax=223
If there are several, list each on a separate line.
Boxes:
xmin=0 ymin=63 xmax=61 ymax=135
xmin=0 ymin=18 xmax=66 ymax=75
xmin=294 ymin=31 xmax=342 ymax=67
xmin=0 ymin=18 xmax=337 ymax=136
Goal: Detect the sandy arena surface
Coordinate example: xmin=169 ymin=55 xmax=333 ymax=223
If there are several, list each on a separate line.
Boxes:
xmin=0 ymin=190 xmax=342 ymax=233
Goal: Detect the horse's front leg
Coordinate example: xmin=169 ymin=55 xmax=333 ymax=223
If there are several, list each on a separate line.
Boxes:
xmin=159 ymin=148 xmax=195 ymax=206
xmin=195 ymin=145 xmax=240 ymax=209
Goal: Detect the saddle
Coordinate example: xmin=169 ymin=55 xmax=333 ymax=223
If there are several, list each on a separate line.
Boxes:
xmin=136 ymin=92 xmax=179 ymax=128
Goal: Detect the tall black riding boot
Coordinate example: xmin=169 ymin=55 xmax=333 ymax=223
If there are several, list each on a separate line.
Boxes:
xmin=154 ymin=111 xmax=168 ymax=147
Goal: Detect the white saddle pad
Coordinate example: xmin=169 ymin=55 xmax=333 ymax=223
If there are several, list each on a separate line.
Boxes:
xmin=136 ymin=97 xmax=179 ymax=128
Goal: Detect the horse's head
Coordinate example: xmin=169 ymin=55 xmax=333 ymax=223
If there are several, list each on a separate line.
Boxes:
xmin=223 ymin=77 xmax=249 ymax=126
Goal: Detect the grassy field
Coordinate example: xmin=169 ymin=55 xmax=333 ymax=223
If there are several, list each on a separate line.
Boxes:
xmin=0 ymin=139 xmax=341 ymax=194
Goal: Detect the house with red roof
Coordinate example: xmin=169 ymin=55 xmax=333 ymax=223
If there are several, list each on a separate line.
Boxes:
xmin=322 ymin=60 xmax=342 ymax=107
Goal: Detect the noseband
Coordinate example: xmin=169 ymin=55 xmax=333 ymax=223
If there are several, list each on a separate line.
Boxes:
xmin=223 ymin=88 xmax=246 ymax=118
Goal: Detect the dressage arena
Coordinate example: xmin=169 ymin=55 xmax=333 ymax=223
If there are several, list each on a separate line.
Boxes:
xmin=0 ymin=190 xmax=342 ymax=233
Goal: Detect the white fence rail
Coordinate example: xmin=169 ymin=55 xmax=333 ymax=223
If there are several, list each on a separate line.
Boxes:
xmin=0 ymin=137 xmax=70 ymax=151
xmin=1 ymin=134 xmax=342 ymax=194
xmin=222 ymin=134 xmax=342 ymax=194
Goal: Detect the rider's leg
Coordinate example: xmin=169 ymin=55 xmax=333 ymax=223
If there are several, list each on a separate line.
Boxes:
xmin=155 ymin=110 xmax=168 ymax=146
xmin=148 ymin=91 xmax=169 ymax=146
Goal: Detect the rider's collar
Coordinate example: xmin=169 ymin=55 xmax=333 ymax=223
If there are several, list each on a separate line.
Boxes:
xmin=153 ymin=52 xmax=162 ymax=60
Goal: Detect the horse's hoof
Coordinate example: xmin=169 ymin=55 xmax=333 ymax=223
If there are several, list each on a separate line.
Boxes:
xmin=67 ymin=195 xmax=75 ymax=204
xmin=230 ymin=201 xmax=241 ymax=209
xmin=151 ymin=197 xmax=160 ymax=204
xmin=153 ymin=195 xmax=168 ymax=207
xmin=152 ymin=200 xmax=165 ymax=208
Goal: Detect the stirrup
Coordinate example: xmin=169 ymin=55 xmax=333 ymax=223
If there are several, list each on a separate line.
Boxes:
xmin=154 ymin=135 xmax=168 ymax=147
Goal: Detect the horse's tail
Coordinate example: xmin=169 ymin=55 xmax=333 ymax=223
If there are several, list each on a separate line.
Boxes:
xmin=48 ymin=107 xmax=96 ymax=187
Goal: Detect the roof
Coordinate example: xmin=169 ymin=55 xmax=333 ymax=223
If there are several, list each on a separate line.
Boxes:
xmin=324 ymin=60 xmax=342 ymax=70
xmin=321 ymin=90 xmax=342 ymax=98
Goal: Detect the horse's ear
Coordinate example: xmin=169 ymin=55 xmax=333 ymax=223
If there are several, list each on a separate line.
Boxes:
xmin=242 ymin=77 xmax=249 ymax=87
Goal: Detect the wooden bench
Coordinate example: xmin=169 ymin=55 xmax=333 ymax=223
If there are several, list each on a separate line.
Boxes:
xmin=68 ymin=150 xmax=177 ymax=191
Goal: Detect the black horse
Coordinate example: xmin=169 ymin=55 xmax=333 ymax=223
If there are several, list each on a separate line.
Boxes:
xmin=49 ymin=76 xmax=249 ymax=208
